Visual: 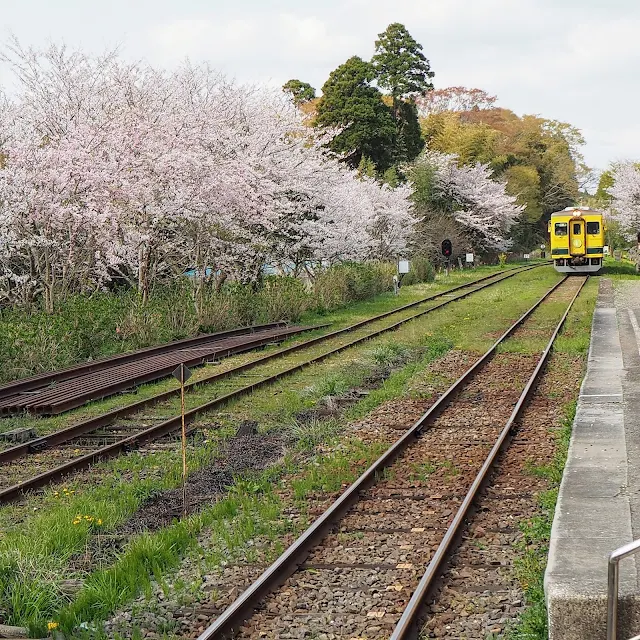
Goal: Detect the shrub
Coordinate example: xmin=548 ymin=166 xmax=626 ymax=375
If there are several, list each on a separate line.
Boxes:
xmin=402 ymin=257 xmax=435 ymax=286
xmin=258 ymin=276 xmax=310 ymax=323
xmin=313 ymin=262 xmax=393 ymax=313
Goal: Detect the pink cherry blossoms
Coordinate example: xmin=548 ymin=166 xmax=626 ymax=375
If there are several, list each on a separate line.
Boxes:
xmin=414 ymin=151 xmax=522 ymax=251
xmin=0 ymin=43 xmax=414 ymax=310
xmin=610 ymin=162 xmax=640 ymax=235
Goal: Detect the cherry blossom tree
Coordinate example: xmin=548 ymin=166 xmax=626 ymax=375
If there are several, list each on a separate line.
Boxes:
xmin=412 ymin=151 xmax=522 ymax=251
xmin=0 ymin=42 xmax=415 ymax=311
xmin=609 ymin=162 xmax=640 ymax=232
xmin=416 ymin=87 xmax=497 ymax=117
xmin=609 ymin=161 xmax=640 ymax=270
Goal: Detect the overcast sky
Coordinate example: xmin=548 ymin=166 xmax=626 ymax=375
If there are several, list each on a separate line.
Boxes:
xmin=1 ymin=0 xmax=638 ymax=173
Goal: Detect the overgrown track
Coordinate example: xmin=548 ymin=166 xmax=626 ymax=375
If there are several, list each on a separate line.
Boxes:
xmin=0 ymin=322 xmax=293 ymax=400
xmin=0 ymin=264 xmax=545 ymax=505
xmin=0 ymin=324 xmax=323 ymax=416
xmin=195 ymin=275 xmax=587 ymax=640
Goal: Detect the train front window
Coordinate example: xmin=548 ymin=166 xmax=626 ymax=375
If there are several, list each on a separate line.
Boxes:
xmin=555 ymin=223 xmax=568 ymax=236
xmin=587 ymin=221 xmax=600 ymax=234
xmin=573 ymin=223 xmax=582 ymax=234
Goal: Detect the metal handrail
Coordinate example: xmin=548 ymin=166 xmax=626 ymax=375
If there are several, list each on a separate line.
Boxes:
xmin=608 ymin=539 xmax=640 ymax=640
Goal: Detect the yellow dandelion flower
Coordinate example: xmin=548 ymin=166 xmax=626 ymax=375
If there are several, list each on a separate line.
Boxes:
xmin=97 ymin=519 xmax=103 ymax=526
xmin=73 ymin=520 xmax=80 ymax=525
xmin=47 ymin=621 xmax=59 ymax=630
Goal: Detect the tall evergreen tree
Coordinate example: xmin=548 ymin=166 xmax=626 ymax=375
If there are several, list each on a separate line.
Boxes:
xmin=282 ymin=79 xmax=316 ymax=105
xmin=372 ymin=23 xmax=435 ymax=111
xmin=372 ymin=24 xmax=431 ymax=165
xmin=395 ymin=99 xmax=424 ymax=162
xmin=315 ymin=56 xmax=395 ymax=171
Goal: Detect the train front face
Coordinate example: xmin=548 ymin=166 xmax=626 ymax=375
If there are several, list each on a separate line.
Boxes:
xmin=549 ymin=208 xmax=605 ymax=274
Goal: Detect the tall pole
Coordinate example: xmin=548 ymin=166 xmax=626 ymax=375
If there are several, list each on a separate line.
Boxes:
xmin=180 ymin=364 xmax=187 ymax=517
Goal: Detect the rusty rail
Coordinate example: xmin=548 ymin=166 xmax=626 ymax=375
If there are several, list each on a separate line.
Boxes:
xmin=0 ymin=264 xmax=546 ymax=503
xmin=195 ymin=274 xmax=586 ymax=639
xmin=0 ymin=322 xmax=291 ymax=400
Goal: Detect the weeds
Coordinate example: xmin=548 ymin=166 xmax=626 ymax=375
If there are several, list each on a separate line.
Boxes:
xmin=288 ymin=418 xmax=342 ymax=451
xmin=505 ymin=401 xmax=577 ymax=640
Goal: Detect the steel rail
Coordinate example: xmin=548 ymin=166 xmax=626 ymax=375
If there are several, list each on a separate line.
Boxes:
xmin=390 ymin=275 xmax=588 ymax=639
xmin=11 ymin=324 xmax=319 ymax=416
xmin=0 ymin=322 xmax=292 ymax=400
xmin=0 ymin=265 xmax=546 ymax=503
xmin=0 ymin=264 xmax=542 ymax=466
xmin=194 ymin=274 xmax=578 ymax=640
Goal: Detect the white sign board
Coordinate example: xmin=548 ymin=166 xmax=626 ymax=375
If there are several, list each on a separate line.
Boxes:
xmin=398 ymin=260 xmax=410 ymax=274
xmin=604 ymin=246 xmax=610 ymax=255
xmin=524 ymin=253 xmax=530 ymax=259
xmin=465 ymin=253 xmax=474 ymax=263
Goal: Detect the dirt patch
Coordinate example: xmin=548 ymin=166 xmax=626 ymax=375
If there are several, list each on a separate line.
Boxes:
xmin=294 ymin=352 xmax=427 ymax=424
xmin=68 ymin=429 xmax=284 ymax=572
xmin=120 ymin=430 xmax=284 ymax=535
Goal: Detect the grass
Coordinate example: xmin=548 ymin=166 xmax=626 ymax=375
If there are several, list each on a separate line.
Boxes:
xmin=0 ymin=263 xmax=527 ymax=440
xmin=601 ymin=257 xmax=640 ymax=279
xmin=0 ymin=264 xmax=584 ymax=636
xmin=504 ymin=402 xmax=575 ymax=640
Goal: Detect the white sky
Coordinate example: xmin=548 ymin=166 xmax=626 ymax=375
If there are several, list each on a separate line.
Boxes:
xmin=1 ymin=0 xmax=638 ymax=172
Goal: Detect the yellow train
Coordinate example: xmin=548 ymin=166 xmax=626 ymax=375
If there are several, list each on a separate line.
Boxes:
xmin=548 ymin=207 xmax=605 ymax=274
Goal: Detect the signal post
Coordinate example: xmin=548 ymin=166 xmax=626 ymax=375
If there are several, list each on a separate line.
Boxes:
xmin=442 ymin=239 xmax=452 ymax=276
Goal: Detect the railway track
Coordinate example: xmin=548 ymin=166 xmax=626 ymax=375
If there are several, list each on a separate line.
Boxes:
xmin=193 ymin=275 xmax=587 ymax=640
xmin=0 ymin=323 xmax=320 ymax=415
xmin=0 ymin=264 xmax=544 ymax=505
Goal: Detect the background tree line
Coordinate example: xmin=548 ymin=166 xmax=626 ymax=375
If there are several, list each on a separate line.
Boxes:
xmin=284 ymin=25 xmax=586 ymax=256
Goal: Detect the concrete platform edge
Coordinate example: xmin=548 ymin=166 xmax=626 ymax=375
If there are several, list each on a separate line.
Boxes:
xmin=545 ymin=279 xmax=637 ymax=639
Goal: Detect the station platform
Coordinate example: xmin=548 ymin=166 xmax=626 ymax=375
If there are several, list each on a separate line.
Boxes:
xmin=546 ymin=278 xmax=640 ymax=639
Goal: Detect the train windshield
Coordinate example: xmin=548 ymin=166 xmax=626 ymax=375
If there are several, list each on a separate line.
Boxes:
xmin=587 ymin=221 xmax=600 ymax=234
xmin=573 ymin=223 xmax=582 ymax=234
xmin=555 ymin=223 xmax=568 ymax=236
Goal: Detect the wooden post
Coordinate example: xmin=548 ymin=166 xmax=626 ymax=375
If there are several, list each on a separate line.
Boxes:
xmin=180 ymin=364 xmax=187 ymax=517
xmin=173 ymin=363 xmax=192 ymax=518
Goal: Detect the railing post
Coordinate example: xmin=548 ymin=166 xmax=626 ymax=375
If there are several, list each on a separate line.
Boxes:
xmin=609 ymin=554 xmax=620 ymax=640
xmin=607 ymin=539 xmax=640 ymax=640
